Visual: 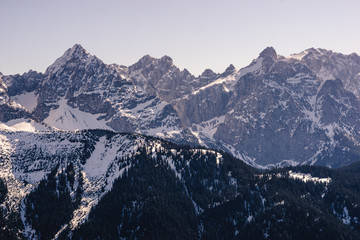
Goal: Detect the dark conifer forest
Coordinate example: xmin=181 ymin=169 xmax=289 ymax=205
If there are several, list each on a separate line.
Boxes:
xmin=4 ymin=133 xmax=358 ymax=239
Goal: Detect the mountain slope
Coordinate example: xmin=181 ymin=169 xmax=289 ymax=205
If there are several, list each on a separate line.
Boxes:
xmin=1 ymin=129 xmax=360 ymax=239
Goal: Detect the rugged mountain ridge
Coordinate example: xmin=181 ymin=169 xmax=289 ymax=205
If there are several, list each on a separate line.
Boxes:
xmin=2 ymin=45 xmax=197 ymax=145
xmin=3 ymin=45 xmax=360 ymax=168
xmin=185 ymin=47 xmax=360 ymax=167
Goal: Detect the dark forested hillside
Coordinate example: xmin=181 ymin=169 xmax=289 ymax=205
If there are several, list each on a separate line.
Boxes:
xmin=69 ymin=149 xmax=360 ymax=240
xmin=1 ymin=130 xmax=360 ymax=239
xmin=25 ymin=164 xmax=81 ymax=240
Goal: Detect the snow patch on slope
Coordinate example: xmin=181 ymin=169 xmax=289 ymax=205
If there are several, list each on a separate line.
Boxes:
xmin=70 ymin=134 xmax=142 ymax=230
xmin=192 ymin=58 xmax=263 ymax=95
xmin=190 ymin=115 xmax=226 ymax=142
xmin=146 ymin=126 xmax=181 ymax=139
xmin=0 ymin=118 xmax=49 ymax=132
xmin=288 ymin=170 xmax=331 ymax=184
xmin=12 ymin=91 xmax=38 ymax=112
xmin=342 ymin=206 xmax=351 ymax=225
xmin=83 ymin=136 xmax=120 ymax=178
xmin=192 ymin=74 xmax=237 ymax=95
xmin=44 ymin=98 xmax=111 ymax=131
xmin=0 ymin=134 xmax=34 ymax=214
xmin=288 ymin=51 xmax=308 ymax=61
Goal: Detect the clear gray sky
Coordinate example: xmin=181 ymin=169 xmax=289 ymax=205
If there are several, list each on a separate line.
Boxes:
xmin=1 ymin=0 xmax=360 ymax=76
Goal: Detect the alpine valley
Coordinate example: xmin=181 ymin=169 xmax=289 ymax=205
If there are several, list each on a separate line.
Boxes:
xmin=1 ymin=45 xmax=360 ymax=239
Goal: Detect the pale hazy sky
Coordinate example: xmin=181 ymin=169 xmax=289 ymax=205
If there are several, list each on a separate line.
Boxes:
xmin=1 ymin=0 xmax=360 ymax=76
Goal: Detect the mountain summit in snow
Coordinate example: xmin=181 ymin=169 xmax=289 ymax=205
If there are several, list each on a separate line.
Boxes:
xmin=259 ymin=46 xmax=278 ymax=59
xmin=45 ymin=44 xmax=94 ymax=74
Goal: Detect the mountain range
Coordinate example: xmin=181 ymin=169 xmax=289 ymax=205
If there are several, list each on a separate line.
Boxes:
xmin=2 ymin=45 xmax=360 ymax=239
xmin=2 ymin=45 xmax=360 ymax=168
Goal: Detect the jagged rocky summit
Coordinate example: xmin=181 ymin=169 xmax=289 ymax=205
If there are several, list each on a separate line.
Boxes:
xmin=2 ymin=45 xmax=360 ymax=168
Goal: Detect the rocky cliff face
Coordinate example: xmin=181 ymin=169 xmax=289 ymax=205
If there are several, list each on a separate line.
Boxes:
xmin=175 ymin=47 xmax=360 ymax=168
xmin=289 ymin=48 xmax=360 ymax=97
xmin=0 ymin=74 xmax=33 ymax=123
xmin=3 ymin=45 xmax=360 ymax=168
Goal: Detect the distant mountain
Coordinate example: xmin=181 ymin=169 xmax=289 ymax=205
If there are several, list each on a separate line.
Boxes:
xmin=3 ymin=45 xmax=360 ymax=168
xmin=178 ymin=47 xmax=360 ymax=168
xmin=2 ymin=45 xmax=197 ymax=145
xmin=1 ymin=129 xmax=360 ymax=239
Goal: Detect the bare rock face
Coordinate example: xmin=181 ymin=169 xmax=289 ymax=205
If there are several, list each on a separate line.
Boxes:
xmin=219 ymin=64 xmax=236 ymax=78
xmin=0 ymin=104 xmax=31 ymax=122
xmin=0 ymin=74 xmax=8 ymax=104
xmin=2 ymin=70 xmax=43 ymax=96
xmin=67 ymin=93 xmax=113 ymax=116
xmin=128 ymin=54 xmax=197 ymax=102
xmin=0 ymin=74 xmax=33 ymax=122
xmin=200 ymin=69 xmax=218 ymax=79
xmin=290 ymin=48 xmax=360 ymax=97
xmin=173 ymin=85 xmax=231 ymax=126
xmin=171 ymin=47 xmax=360 ymax=168
xmin=3 ymin=45 xmax=360 ymax=168
xmin=259 ymin=46 xmax=277 ymax=60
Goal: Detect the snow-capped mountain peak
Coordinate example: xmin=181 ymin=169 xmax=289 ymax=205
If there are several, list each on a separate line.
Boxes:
xmin=158 ymin=55 xmax=174 ymax=69
xmin=67 ymin=44 xmax=89 ymax=57
xmin=288 ymin=48 xmax=330 ymax=61
xmin=259 ymin=46 xmax=278 ymax=60
xmin=45 ymin=44 xmax=100 ymax=75
xmin=129 ymin=54 xmax=174 ymax=73
xmin=130 ymin=54 xmax=156 ymax=70
xmin=200 ymin=69 xmax=218 ymax=79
